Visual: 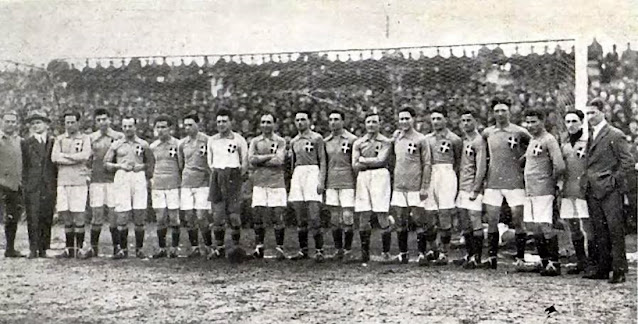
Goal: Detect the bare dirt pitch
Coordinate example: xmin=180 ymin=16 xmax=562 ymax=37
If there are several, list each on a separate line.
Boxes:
xmin=0 ymin=225 xmax=635 ymax=324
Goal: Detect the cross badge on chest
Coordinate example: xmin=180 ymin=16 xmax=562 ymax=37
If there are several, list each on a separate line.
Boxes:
xmin=576 ymin=146 xmax=586 ymax=159
xmin=169 ymin=146 xmax=177 ymax=158
xmin=199 ymin=145 xmax=207 ymax=156
xmin=374 ymin=143 xmax=382 ymax=155
xmin=228 ymin=144 xmax=237 ymax=153
xmin=508 ymin=136 xmax=519 ymax=149
xmin=270 ymin=143 xmax=278 ymax=154
xmin=532 ymin=143 xmax=543 ymax=156
xmin=135 ymin=144 xmax=144 ymax=156
xmin=304 ymin=141 xmax=314 ymax=153
xmin=74 ymin=140 xmax=83 ymax=153
xmin=341 ymin=141 xmax=350 ymax=154
xmin=407 ymin=142 xmax=417 ymax=154
xmin=465 ymin=144 xmax=475 ymax=157
xmin=439 ymin=140 xmax=451 ymax=153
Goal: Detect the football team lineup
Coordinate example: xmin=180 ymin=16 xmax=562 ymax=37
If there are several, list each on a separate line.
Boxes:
xmin=7 ymin=98 xmax=633 ymax=280
xmin=1 ymin=86 xmax=636 ymax=324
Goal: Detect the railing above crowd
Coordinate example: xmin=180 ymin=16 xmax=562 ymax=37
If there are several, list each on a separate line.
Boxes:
xmin=3 ymin=39 xmax=634 ymax=145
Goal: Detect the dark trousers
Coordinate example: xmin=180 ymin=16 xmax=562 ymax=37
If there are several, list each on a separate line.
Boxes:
xmin=25 ymin=192 xmax=54 ymax=253
xmin=587 ymin=190 xmax=627 ymax=273
xmin=0 ymin=188 xmax=21 ymax=223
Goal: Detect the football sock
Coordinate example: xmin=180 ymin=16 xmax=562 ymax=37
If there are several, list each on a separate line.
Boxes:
xmin=515 ymin=233 xmax=527 ymax=260
xmin=134 ymin=229 xmax=144 ymax=249
xmin=157 ymin=228 xmax=167 ymax=248
xmin=188 ymin=229 xmax=198 ymax=247
xmin=75 ymin=230 xmax=85 ymax=249
xmin=255 ymin=227 xmax=266 ymax=246
xmin=332 ymin=228 xmax=343 ymax=250
xmin=473 ymin=232 xmax=484 ymax=262
xmin=110 ymin=227 xmax=119 ymax=249
xmin=488 ymin=232 xmax=499 ymax=257
xmin=417 ymin=232 xmax=427 ymax=253
xmin=298 ymin=229 xmax=309 ymax=253
xmin=343 ymin=230 xmax=353 ymax=251
xmin=381 ymin=231 xmax=391 ymax=253
xmin=214 ymin=229 xmax=225 ymax=247
xmin=65 ymin=230 xmax=74 ymax=249
xmin=171 ymin=226 xmax=180 ymax=248
xmin=90 ymin=229 xmax=101 ymax=250
xmin=359 ymin=230 xmax=370 ymax=254
xmin=313 ymin=232 xmax=323 ymax=250
xmin=231 ymin=229 xmax=240 ymax=245
xmin=119 ymin=228 xmax=129 ymax=251
xmin=202 ymin=229 xmax=213 ymax=247
xmin=463 ymin=233 xmax=474 ymax=257
xmin=398 ymin=230 xmax=408 ymax=254
xmin=548 ymin=236 xmax=559 ymax=262
xmin=274 ymin=228 xmax=285 ymax=247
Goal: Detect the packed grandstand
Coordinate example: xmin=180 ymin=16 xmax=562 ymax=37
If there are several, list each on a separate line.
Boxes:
xmin=0 ymin=39 xmax=635 ymax=150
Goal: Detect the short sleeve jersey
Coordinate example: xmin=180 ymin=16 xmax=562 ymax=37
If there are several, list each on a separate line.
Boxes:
xmin=150 ymin=137 xmax=181 ymax=190
xmin=105 ymin=136 xmax=150 ymax=172
xmin=483 ymin=124 xmax=531 ymax=190
xmin=459 ymin=132 xmax=488 ymax=193
xmin=180 ymin=132 xmax=209 ymax=188
xmin=561 ymin=133 xmax=588 ymax=199
xmin=425 ymin=129 xmax=462 ymax=165
xmin=249 ymin=134 xmax=286 ymax=188
xmin=393 ymin=129 xmax=428 ymax=191
xmin=524 ymin=131 xmax=564 ymax=196
xmin=291 ymin=131 xmax=323 ymax=167
xmin=90 ymin=129 xmax=124 ymax=183
xmin=324 ymin=131 xmax=357 ymax=189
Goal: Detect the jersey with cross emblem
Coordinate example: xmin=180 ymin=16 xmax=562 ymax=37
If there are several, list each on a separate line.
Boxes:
xmin=459 ymin=132 xmax=488 ymax=193
xmin=393 ymin=129 xmax=429 ymax=191
xmin=150 ymin=136 xmax=181 ymax=190
xmin=560 ymin=133 xmax=588 ymax=199
xmin=90 ymin=129 xmax=124 ymax=183
xmin=104 ymin=136 xmax=150 ymax=174
xmin=425 ymin=129 xmax=462 ymax=165
xmin=180 ymin=132 xmax=210 ymax=188
xmin=524 ymin=131 xmax=565 ymax=196
xmin=248 ymin=133 xmax=287 ymax=189
xmin=52 ymin=132 xmax=92 ymax=186
xmin=291 ymin=130 xmax=323 ymax=167
xmin=482 ymin=123 xmax=531 ymax=190
xmin=324 ymin=130 xmax=358 ymax=189
xmin=207 ymin=131 xmax=248 ymax=170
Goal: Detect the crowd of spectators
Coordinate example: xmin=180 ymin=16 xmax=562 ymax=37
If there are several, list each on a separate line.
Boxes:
xmin=2 ymin=41 xmax=632 ymax=144
xmin=587 ymin=40 xmax=638 ymax=147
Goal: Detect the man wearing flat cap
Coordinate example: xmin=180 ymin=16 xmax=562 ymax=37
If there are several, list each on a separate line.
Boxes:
xmin=0 ymin=110 xmax=25 ymax=257
xmin=22 ymin=110 xmax=57 ymax=258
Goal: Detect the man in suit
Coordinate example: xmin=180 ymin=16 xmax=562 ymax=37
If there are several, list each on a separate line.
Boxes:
xmin=0 ymin=110 xmax=24 ymax=257
xmin=583 ymin=98 xmax=636 ymax=284
xmin=22 ymin=110 xmax=57 ymax=258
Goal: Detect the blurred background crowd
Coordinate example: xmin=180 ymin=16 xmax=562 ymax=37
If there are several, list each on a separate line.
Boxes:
xmin=0 ymin=39 xmax=635 ymax=148
xmin=1 ymin=40 xmax=580 ymax=140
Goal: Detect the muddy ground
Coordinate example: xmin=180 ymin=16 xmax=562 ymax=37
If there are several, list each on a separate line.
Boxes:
xmin=0 ymin=224 xmax=635 ymax=324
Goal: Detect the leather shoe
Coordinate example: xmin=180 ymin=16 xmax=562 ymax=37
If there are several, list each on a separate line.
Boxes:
xmin=609 ymin=271 xmax=626 ymax=284
xmin=28 ymin=251 xmax=38 ymax=259
xmin=583 ymin=270 xmax=609 ymax=280
xmin=4 ymin=249 xmax=25 ymax=258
